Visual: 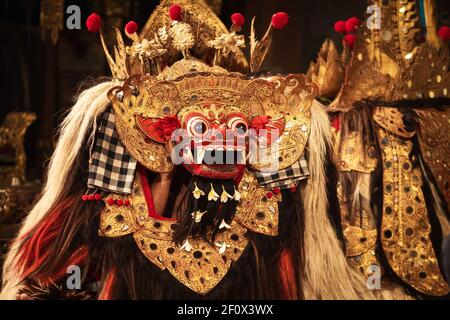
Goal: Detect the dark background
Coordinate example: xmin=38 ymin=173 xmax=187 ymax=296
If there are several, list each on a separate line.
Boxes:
xmin=0 ymin=0 xmax=449 ymax=181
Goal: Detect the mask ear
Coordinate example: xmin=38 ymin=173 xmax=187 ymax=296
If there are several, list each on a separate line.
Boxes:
xmin=249 ymin=115 xmax=285 ymax=145
xmin=243 ymin=74 xmax=318 ymax=172
xmin=107 ymin=76 xmax=182 ymax=173
xmin=136 ymin=115 xmax=181 ymax=144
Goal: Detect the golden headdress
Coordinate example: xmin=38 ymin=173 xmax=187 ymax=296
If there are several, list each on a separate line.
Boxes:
xmin=328 ymin=0 xmax=449 ymax=112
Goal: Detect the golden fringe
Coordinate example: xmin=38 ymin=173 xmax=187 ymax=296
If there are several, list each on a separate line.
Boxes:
xmin=1 ymin=81 xmax=119 ymax=300
xmin=301 ymin=100 xmax=377 ymax=299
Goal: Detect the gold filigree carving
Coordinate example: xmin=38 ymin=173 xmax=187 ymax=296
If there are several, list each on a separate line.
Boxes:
xmin=140 ymin=0 xmax=248 ymax=72
xmin=392 ymin=44 xmax=449 ymax=101
xmin=0 ymin=112 xmax=37 ymax=185
xmin=234 ymin=169 xmax=280 ymax=236
xmin=415 ymin=108 xmax=450 ymax=207
xmin=377 ymin=127 xmax=449 ymax=296
xmin=373 ymin=107 xmax=415 ymax=138
xmin=333 ymin=130 xmax=378 ymax=173
xmin=307 ymin=39 xmax=345 ymax=99
xmin=109 ymin=62 xmax=316 ymax=173
xmin=343 ymin=226 xmax=380 ymax=277
xmin=99 ymin=172 xmax=249 ymax=294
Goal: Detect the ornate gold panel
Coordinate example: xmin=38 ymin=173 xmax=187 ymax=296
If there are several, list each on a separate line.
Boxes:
xmin=0 ymin=112 xmax=36 ymax=185
xmin=99 ymin=172 xmax=249 ymax=294
xmin=377 ymin=127 xmax=449 ymax=296
xmin=134 ymin=219 xmax=248 ymax=294
xmin=373 ymin=107 xmax=415 ymax=138
xmin=415 ymin=108 xmax=450 ymax=207
xmin=333 ymin=130 xmax=378 ymax=173
xmin=234 ymin=169 xmax=280 ymax=236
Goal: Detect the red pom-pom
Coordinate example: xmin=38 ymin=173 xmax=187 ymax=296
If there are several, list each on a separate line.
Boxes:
xmin=271 ymin=12 xmax=289 ymax=30
xmin=125 ymin=21 xmax=138 ymax=34
xmin=345 ymin=17 xmax=361 ymax=33
xmin=266 ymin=191 xmax=273 ymax=199
xmin=106 ymin=198 xmax=115 ymax=205
xmin=272 ymin=187 xmax=280 ymax=195
xmin=125 ymin=199 xmax=131 ymax=206
xmin=116 ymin=199 xmax=124 ymax=207
xmin=81 ymin=195 xmax=89 ymax=202
xmin=86 ymin=13 xmax=102 ymax=32
xmin=290 ymin=186 xmax=297 ymax=193
xmin=169 ymin=4 xmax=182 ymax=21
xmin=438 ymin=26 xmax=450 ymax=42
xmin=87 ymin=194 xmax=95 ymax=201
xmin=231 ymin=13 xmax=245 ymax=27
xmin=94 ymin=194 xmax=102 ymax=201
xmin=344 ymin=34 xmax=357 ymax=49
xmin=334 ymin=20 xmax=347 ymax=34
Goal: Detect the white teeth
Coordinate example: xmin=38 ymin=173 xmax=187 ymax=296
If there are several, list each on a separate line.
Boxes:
xmin=196 ymin=148 xmax=205 ymax=164
xmin=245 ymin=150 xmax=251 ymax=162
xmin=237 ymin=149 xmax=246 ymax=164
xmin=184 ymin=147 xmax=193 ymax=163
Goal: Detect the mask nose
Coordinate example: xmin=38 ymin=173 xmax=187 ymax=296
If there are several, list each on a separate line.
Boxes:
xmin=208 ymin=124 xmax=227 ymax=140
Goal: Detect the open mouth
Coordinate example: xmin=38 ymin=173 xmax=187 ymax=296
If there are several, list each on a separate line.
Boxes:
xmin=181 ymin=145 xmax=246 ymax=165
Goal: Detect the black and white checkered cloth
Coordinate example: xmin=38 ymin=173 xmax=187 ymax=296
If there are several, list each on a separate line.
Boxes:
xmin=255 ymin=155 xmax=310 ymax=189
xmin=87 ymin=107 xmax=137 ymax=194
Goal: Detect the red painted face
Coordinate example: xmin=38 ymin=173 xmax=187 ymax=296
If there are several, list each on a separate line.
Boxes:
xmin=136 ymin=102 xmax=285 ymax=180
xmin=180 ymin=108 xmax=249 ymax=180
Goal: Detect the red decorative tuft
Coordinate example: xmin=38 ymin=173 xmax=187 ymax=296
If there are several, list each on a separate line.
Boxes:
xmin=272 ymin=187 xmax=281 ymax=195
xmin=266 ymin=191 xmax=273 ymax=199
xmin=81 ymin=195 xmax=88 ymax=201
xmin=106 ymin=198 xmax=115 ymax=205
xmin=86 ymin=13 xmax=102 ymax=32
xmin=334 ymin=20 xmax=347 ymax=34
xmin=169 ymin=4 xmax=182 ymax=21
xmin=271 ymin=12 xmax=289 ymax=30
xmin=290 ymin=185 xmax=297 ymax=193
xmin=438 ymin=26 xmax=450 ymax=42
xmin=87 ymin=194 xmax=95 ymax=201
xmin=125 ymin=21 xmax=138 ymax=34
xmin=345 ymin=17 xmax=361 ymax=33
xmin=116 ymin=199 xmax=124 ymax=207
xmin=94 ymin=194 xmax=102 ymax=201
xmin=231 ymin=13 xmax=245 ymax=27
xmin=125 ymin=199 xmax=131 ymax=206
xmin=344 ymin=34 xmax=357 ymax=49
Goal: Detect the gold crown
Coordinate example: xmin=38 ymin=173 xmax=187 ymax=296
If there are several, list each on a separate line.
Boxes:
xmin=100 ymin=0 xmax=287 ymax=80
xmin=310 ymin=0 xmax=450 ymax=111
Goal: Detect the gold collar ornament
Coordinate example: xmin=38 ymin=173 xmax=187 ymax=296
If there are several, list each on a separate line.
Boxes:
xmin=99 ymin=169 xmax=284 ymax=294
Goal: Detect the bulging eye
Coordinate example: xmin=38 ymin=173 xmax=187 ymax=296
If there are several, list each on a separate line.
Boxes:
xmin=227 ymin=116 xmax=248 ymax=136
xmin=187 ymin=116 xmax=209 ymax=137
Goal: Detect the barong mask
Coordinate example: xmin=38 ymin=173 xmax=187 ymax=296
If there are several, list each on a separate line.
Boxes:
xmin=92 ymin=0 xmax=317 ymax=294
